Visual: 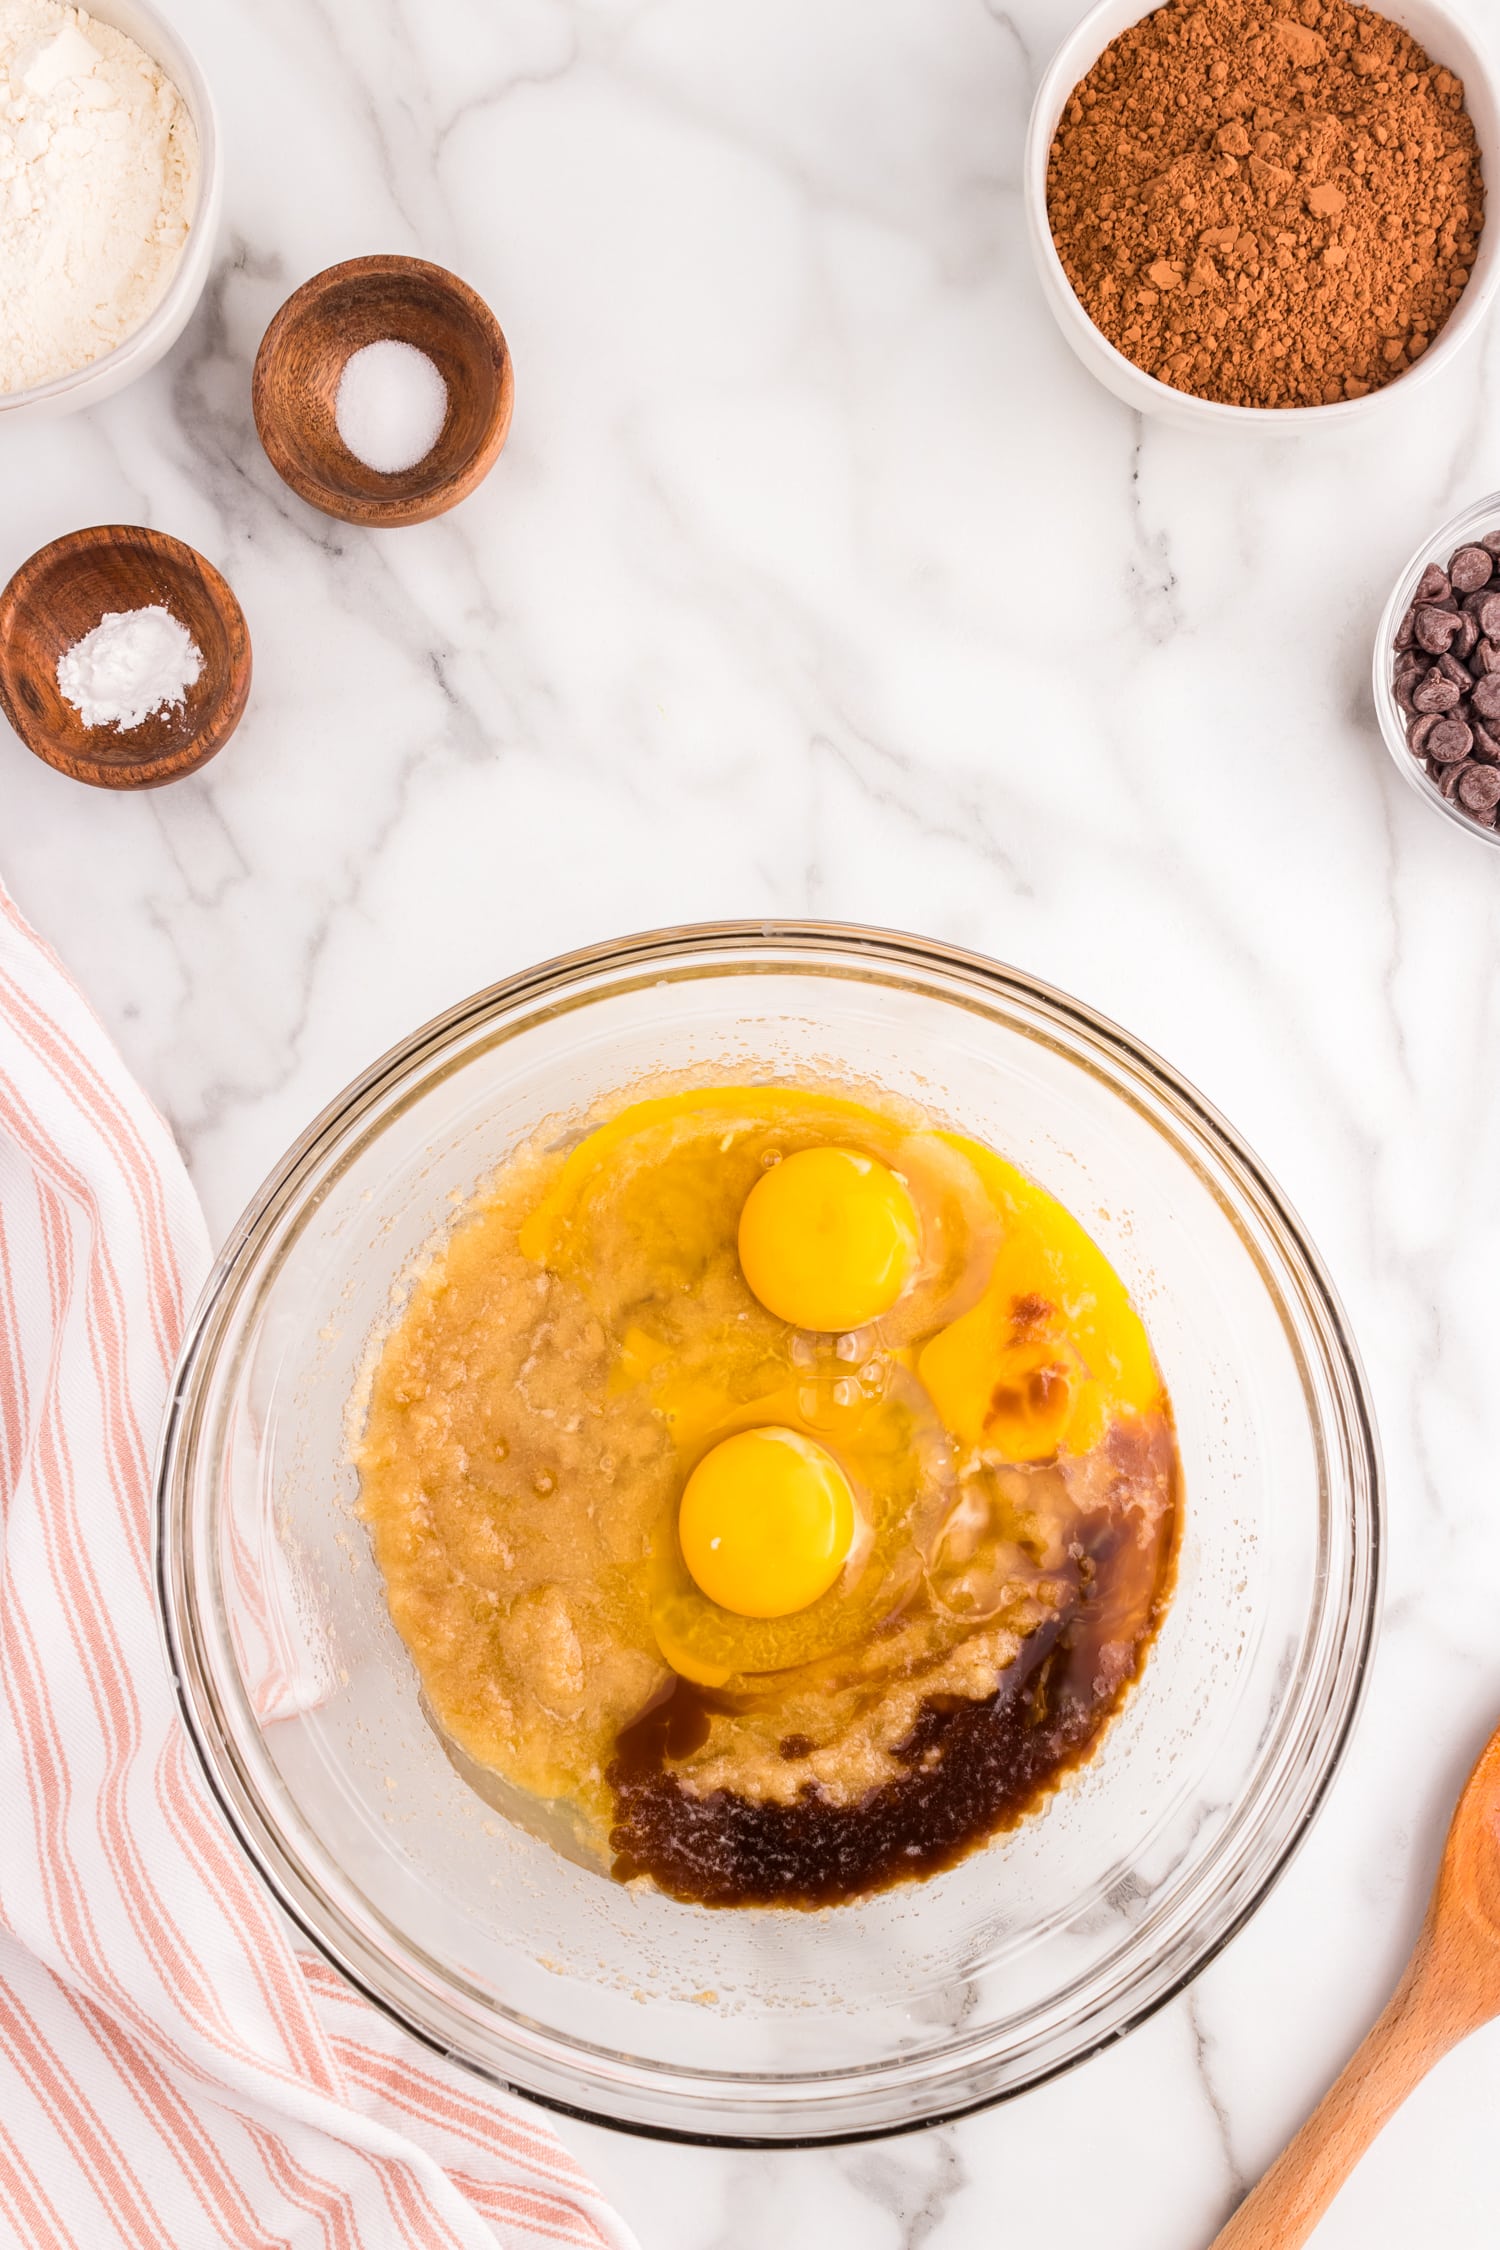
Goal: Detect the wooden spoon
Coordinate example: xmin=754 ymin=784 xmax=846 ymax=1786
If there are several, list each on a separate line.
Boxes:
xmin=252 ymin=255 xmax=513 ymax=528
xmin=0 ymin=524 xmax=251 ymax=791
xmin=1210 ymin=1717 xmax=1500 ymax=2248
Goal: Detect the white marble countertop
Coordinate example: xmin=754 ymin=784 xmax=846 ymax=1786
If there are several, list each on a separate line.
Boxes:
xmin=6 ymin=0 xmax=1500 ymax=2240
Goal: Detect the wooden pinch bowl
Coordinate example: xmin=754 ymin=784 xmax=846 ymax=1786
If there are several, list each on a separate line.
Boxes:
xmin=0 ymin=525 xmax=252 ymax=791
xmin=252 ymin=256 xmax=513 ymax=528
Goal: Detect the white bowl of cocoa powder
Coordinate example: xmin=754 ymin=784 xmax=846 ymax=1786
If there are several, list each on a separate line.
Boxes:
xmin=1024 ymin=0 xmax=1500 ymax=426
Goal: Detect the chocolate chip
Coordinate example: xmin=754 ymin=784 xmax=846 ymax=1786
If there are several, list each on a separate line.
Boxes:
xmin=1412 ymin=669 xmax=1463 ymax=712
xmin=1396 ymin=665 xmax=1425 ymax=711
xmin=1391 ymin=536 xmax=1500 ymax=831
xmin=1458 ymin=763 xmax=1500 ymax=812
xmin=1450 ymin=545 xmax=1495 ymax=593
xmin=1426 ymin=718 xmax=1474 ymax=764
xmin=1415 ymin=605 xmax=1463 ymax=652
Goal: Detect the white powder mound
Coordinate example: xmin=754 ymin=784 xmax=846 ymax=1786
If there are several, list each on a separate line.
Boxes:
xmin=336 ymin=338 xmax=449 ymax=474
xmin=0 ymin=0 xmax=198 ymax=395
xmin=56 ymin=604 xmax=203 ymax=731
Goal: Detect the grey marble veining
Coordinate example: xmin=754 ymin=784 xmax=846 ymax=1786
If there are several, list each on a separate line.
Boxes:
xmin=5 ymin=1 xmax=1500 ymax=2242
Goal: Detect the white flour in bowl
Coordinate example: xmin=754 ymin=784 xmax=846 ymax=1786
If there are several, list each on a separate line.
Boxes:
xmin=0 ymin=0 xmax=198 ymax=395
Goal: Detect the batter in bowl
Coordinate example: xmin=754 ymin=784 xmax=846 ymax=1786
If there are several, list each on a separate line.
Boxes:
xmin=354 ymin=1082 xmax=1180 ymax=1908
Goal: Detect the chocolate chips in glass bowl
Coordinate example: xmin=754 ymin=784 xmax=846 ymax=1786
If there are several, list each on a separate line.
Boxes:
xmin=1394 ymin=536 xmax=1500 ymax=830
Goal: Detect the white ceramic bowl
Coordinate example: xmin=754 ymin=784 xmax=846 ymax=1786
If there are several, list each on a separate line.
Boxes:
xmin=0 ymin=0 xmax=221 ymax=423
xmin=1373 ymin=488 xmax=1500 ymax=848
xmin=1023 ymin=0 xmax=1500 ymax=430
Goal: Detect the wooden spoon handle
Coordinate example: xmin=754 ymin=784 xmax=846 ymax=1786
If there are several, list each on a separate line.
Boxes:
xmin=1209 ymin=1967 xmax=1458 ymax=2250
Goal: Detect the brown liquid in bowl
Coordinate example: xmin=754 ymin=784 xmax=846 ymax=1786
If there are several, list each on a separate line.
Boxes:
xmin=610 ymin=1464 xmax=1177 ymax=1908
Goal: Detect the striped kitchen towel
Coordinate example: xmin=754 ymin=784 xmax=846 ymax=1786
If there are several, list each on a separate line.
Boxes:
xmin=0 ymin=879 xmax=635 ymax=2250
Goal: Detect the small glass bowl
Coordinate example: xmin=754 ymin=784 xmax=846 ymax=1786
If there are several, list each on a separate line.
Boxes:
xmin=156 ymin=925 xmax=1382 ymax=2144
xmin=0 ymin=0 xmax=220 ymax=423
xmin=1374 ymin=490 xmax=1500 ymax=851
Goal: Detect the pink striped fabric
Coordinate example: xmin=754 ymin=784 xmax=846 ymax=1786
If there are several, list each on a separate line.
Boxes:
xmin=0 ymin=881 xmax=636 ymax=2250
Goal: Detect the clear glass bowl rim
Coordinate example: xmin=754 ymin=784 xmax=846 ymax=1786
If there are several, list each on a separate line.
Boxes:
xmin=155 ymin=920 xmax=1383 ymax=2146
xmin=1374 ymin=487 xmax=1500 ymax=850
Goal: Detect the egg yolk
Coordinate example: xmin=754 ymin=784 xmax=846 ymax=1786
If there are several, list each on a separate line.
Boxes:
xmin=678 ymin=1427 xmax=856 ymax=1619
xmin=917 ymin=1139 xmax=1160 ymax=1463
xmin=738 ymin=1146 xmax=920 ymax=1332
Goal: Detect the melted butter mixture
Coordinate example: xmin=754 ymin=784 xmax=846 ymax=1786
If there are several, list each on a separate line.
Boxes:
xmin=355 ymin=1083 xmax=1180 ymax=1907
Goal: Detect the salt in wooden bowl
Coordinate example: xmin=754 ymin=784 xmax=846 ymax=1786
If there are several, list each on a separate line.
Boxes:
xmin=252 ymin=256 xmax=514 ymax=528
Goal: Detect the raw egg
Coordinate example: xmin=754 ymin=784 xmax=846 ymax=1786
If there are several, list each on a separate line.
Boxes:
xmin=678 ymin=1426 xmax=855 ymax=1619
xmin=919 ymin=1135 xmax=1159 ymax=1459
xmin=647 ymin=1373 xmax=950 ymax=1688
xmin=738 ymin=1145 xmax=920 ymax=1331
xmin=517 ymin=1087 xmax=995 ymax=1351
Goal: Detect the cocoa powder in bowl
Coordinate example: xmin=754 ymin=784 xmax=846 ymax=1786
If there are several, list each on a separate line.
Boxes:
xmin=1046 ymin=0 xmax=1485 ymax=410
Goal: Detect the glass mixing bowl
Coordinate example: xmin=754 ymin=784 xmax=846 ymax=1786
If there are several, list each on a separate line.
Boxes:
xmin=156 ymin=923 xmax=1381 ymax=2144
